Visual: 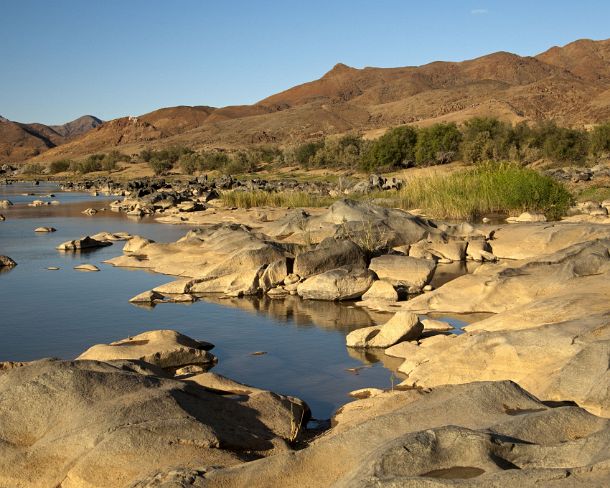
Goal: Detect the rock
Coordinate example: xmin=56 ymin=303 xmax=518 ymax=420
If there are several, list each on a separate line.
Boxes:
xmin=293 ymin=238 xmax=365 ymax=278
xmin=82 ymin=207 xmax=97 ymax=215
xmin=0 ymin=358 xmax=308 ymax=487
xmin=73 ymin=263 xmax=100 ymax=272
xmin=153 ymin=278 xmax=193 ymax=294
xmin=284 ymin=273 xmax=300 ymax=285
xmin=368 ymin=255 xmax=436 ymax=292
xmin=181 ymin=381 xmax=610 ymax=488
xmin=506 ymin=211 xmax=547 ymax=223
xmin=361 ymin=280 xmax=398 ymax=302
xmin=47 ymin=266 xmax=60 ymax=270
xmin=76 ymin=330 xmax=217 ymax=369
xmin=346 ymin=312 xmax=423 ymax=348
xmin=297 ymin=267 xmax=375 ymax=301
xmin=123 ymin=235 xmax=155 ymax=252
xmin=467 ymin=239 xmax=497 ymax=261
xmin=129 ymin=290 xmax=164 ymax=303
xmin=349 ymin=387 xmax=385 ymax=399
xmin=34 ymin=226 xmax=56 ymax=232
xmin=170 ymin=293 xmax=196 ymax=303
xmin=173 ymin=364 xmax=206 ymax=377
xmin=409 ymin=239 xmax=467 ymax=262
xmin=186 ymin=372 xmax=266 ymax=395
xmin=90 ymin=231 xmax=132 ymax=241
xmin=0 ymin=214 xmax=5 ymax=221
xmin=0 ymin=199 xmax=13 ymax=208
xmin=421 ymin=318 xmax=454 ymax=332
xmin=260 ymin=258 xmax=288 ymax=291
xmin=56 ymin=236 xmax=112 ymax=251
xmin=28 ymin=199 xmax=47 ymax=207
xmin=0 ymin=255 xmax=17 ymax=268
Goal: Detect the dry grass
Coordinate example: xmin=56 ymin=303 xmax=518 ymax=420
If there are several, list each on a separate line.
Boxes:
xmin=220 ymin=190 xmax=336 ymax=209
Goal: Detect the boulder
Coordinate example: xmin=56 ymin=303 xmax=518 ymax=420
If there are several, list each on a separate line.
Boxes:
xmin=82 ymin=207 xmax=97 ymax=215
xmin=0 ymin=214 xmax=5 ymax=221
xmin=76 ymin=330 xmax=216 ymax=369
xmin=297 ymin=267 xmax=375 ymax=301
xmin=123 ymin=235 xmax=155 ymax=252
xmin=0 ymin=256 xmax=17 ymax=268
xmin=293 ymin=238 xmax=365 ymax=278
xmin=346 ymin=312 xmax=423 ymax=348
xmin=0 ymin=359 xmax=308 ymax=488
xmin=56 ymin=236 xmax=112 ymax=251
xmin=34 ymin=226 xmax=56 ymax=233
xmin=467 ymin=239 xmax=497 ymax=261
xmin=73 ymin=263 xmax=100 ymax=272
xmin=361 ymin=280 xmax=398 ymax=302
xmin=421 ymin=318 xmax=454 ymax=332
xmin=260 ymin=258 xmax=288 ymax=291
xmin=507 ymin=211 xmax=547 ymax=223
xmin=0 ymin=199 xmax=13 ymax=208
xmin=368 ymin=255 xmax=436 ymax=292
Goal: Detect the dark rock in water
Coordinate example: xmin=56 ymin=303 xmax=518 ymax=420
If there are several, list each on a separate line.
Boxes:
xmin=0 ymin=255 xmax=17 ymax=268
xmin=56 ymin=235 xmax=113 ymax=251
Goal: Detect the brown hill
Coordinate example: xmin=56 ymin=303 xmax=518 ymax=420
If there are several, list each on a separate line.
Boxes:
xmin=22 ymin=37 xmax=610 ymax=163
xmin=50 ymin=115 xmax=103 ymax=138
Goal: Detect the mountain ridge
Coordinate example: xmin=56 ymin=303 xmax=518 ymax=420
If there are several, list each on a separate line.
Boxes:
xmin=4 ymin=37 xmax=609 ymax=164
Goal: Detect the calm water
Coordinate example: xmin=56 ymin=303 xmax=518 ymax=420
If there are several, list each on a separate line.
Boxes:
xmin=0 ymin=182 xmax=468 ymax=418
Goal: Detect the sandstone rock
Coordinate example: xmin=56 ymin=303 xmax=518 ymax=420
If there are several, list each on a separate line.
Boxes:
xmin=346 ymin=312 xmax=423 ymax=348
xmin=82 ymin=207 xmax=97 ymax=215
xmin=56 ymin=236 xmax=112 ymax=251
xmin=0 ymin=214 xmax=5 ymax=221
xmin=507 ymin=211 xmax=547 ymax=223
xmin=73 ymin=263 xmax=100 ymax=271
xmin=421 ymin=318 xmax=454 ymax=332
xmin=369 ymin=255 xmax=436 ymax=292
xmin=0 ymin=359 xmax=308 ymax=488
xmin=34 ymin=226 xmax=56 ymax=232
xmin=77 ymin=330 xmax=217 ymax=369
xmin=361 ymin=280 xmax=398 ymax=302
xmin=153 ymin=278 xmax=193 ymax=294
xmin=123 ymin=235 xmax=155 ymax=252
xmin=90 ymin=231 xmax=132 ymax=241
xmin=294 ymin=238 xmax=365 ymax=278
xmin=260 ymin=258 xmax=288 ymax=291
xmin=47 ymin=266 xmax=59 ymax=270
xmin=467 ymin=239 xmax=497 ymax=261
xmin=0 ymin=199 xmax=12 ymax=208
xmin=297 ymin=267 xmax=375 ymax=301
xmin=129 ymin=290 xmax=164 ymax=303
xmin=0 ymin=255 xmax=17 ymax=268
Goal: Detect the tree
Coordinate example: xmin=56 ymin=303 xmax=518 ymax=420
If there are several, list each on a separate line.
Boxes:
xmin=415 ymin=123 xmax=462 ymax=166
xmin=591 ymin=122 xmax=610 ymax=156
xmin=360 ymin=126 xmax=418 ymax=171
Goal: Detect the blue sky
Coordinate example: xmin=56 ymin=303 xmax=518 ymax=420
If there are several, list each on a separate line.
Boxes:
xmin=1 ymin=0 xmax=609 ymax=124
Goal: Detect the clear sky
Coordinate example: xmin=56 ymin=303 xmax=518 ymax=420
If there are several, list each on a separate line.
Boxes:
xmin=1 ymin=0 xmax=609 ymax=124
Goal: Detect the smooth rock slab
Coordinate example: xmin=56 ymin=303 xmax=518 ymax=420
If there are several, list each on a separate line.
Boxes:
xmin=297 ymin=267 xmax=375 ymax=301
xmin=73 ymin=263 xmax=100 ymax=272
xmin=369 ymin=254 xmax=436 ymax=292
xmin=76 ymin=330 xmax=217 ymax=369
xmin=346 ymin=311 xmax=423 ymax=348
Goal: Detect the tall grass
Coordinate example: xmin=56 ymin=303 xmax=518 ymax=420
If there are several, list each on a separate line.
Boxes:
xmin=393 ymin=162 xmax=573 ymax=220
xmin=220 ymin=190 xmax=336 ymax=208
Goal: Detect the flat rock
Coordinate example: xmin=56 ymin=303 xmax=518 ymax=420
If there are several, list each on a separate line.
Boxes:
xmin=76 ymin=329 xmax=217 ymax=369
xmin=34 ymin=226 xmax=56 ymax=232
xmin=297 ymin=267 xmax=375 ymax=301
xmin=123 ymin=235 xmax=155 ymax=252
xmin=73 ymin=263 xmax=99 ymax=271
xmin=369 ymin=254 xmax=436 ymax=292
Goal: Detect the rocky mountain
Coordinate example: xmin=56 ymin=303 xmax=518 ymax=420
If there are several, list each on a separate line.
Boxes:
xmin=11 ymin=37 xmax=610 ymax=164
xmin=0 ymin=115 xmax=103 ymax=163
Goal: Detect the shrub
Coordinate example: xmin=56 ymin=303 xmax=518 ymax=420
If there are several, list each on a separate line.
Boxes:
xmin=179 ymin=152 xmax=203 ymax=174
xmin=590 ymin=122 xmax=610 ymax=156
xmin=148 ymin=157 xmax=174 ymax=175
xmin=415 ymin=123 xmax=462 ymax=166
xmin=460 ymin=117 xmax=512 ymax=163
xmin=200 ymin=151 xmax=230 ymax=171
xmin=360 ymin=126 xmax=417 ymax=171
xmin=49 ymin=159 xmax=72 ymax=174
xmin=23 ymin=163 xmax=44 ymax=174
xmin=394 ymin=162 xmax=573 ymax=221
xmin=312 ymin=134 xmax=365 ymax=168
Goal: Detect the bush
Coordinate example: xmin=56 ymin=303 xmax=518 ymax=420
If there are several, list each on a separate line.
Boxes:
xmin=534 ymin=122 xmax=588 ymax=163
xmin=360 ymin=126 xmax=417 ymax=171
xmin=312 ymin=134 xmax=365 ymax=168
xmin=148 ymin=158 xmax=174 ymax=175
xmin=179 ymin=152 xmax=203 ymax=174
xmin=590 ymin=122 xmax=610 ymax=156
xmin=49 ymin=159 xmax=72 ymax=174
xmin=23 ymin=163 xmax=44 ymax=174
xmin=415 ymin=123 xmax=462 ymax=166
xmin=394 ymin=162 xmax=573 ymax=220
xmin=460 ymin=117 xmax=512 ymax=163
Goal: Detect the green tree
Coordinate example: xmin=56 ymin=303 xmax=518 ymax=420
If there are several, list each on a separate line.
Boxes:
xmin=591 ymin=122 xmax=610 ymax=156
xmin=360 ymin=126 xmax=417 ymax=171
xmin=415 ymin=123 xmax=462 ymax=166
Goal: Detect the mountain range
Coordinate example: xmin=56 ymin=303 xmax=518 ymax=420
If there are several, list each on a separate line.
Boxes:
xmin=2 ymin=37 xmax=610 ymax=165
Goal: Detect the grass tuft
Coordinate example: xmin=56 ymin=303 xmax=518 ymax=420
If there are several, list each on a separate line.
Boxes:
xmin=220 ymin=190 xmax=335 ymax=209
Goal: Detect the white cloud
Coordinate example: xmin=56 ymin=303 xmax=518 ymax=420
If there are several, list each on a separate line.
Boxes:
xmin=471 ymin=8 xmax=489 ymax=15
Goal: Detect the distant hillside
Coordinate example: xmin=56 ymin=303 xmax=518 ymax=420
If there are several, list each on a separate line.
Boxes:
xmin=0 ymin=115 xmax=103 ymax=163
xmin=15 ymin=37 xmax=610 ymax=163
